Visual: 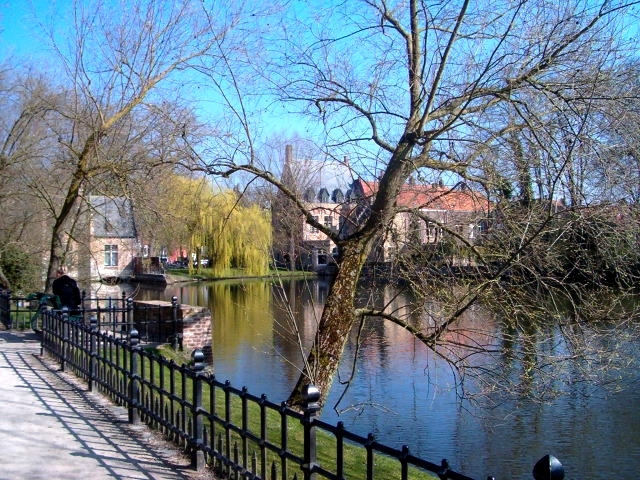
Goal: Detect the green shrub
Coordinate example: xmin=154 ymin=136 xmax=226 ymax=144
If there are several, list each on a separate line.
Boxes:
xmin=0 ymin=243 xmax=40 ymax=293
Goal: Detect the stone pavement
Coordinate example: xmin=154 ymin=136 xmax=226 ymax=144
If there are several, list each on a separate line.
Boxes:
xmin=0 ymin=329 xmax=214 ymax=480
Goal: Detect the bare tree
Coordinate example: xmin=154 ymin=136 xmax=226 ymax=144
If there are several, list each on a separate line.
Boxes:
xmin=197 ymin=0 xmax=640 ymax=406
xmin=0 ymin=67 xmax=64 ymax=290
xmin=266 ymin=139 xmax=337 ymax=270
xmin=36 ymin=0 xmax=251 ymax=290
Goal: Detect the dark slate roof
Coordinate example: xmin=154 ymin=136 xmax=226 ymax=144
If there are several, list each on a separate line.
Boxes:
xmin=90 ymin=196 xmax=137 ymax=238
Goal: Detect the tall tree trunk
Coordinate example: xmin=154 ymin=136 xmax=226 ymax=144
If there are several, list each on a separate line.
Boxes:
xmin=0 ymin=266 xmax=9 ymax=290
xmin=287 ymin=238 xmax=370 ymax=407
xmin=286 ymin=139 xmax=416 ymax=407
xmin=44 ymin=131 xmax=100 ymax=291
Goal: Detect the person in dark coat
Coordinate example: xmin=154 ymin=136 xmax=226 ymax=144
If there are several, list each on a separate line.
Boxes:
xmin=52 ymin=266 xmax=81 ymax=310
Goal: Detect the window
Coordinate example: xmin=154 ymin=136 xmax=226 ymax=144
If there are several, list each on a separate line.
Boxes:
xmin=310 ymin=216 xmax=319 ymax=233
xmin=104 ymin=245 xmax=118 ymax=267
xmin=324 ymin=216 xmax=333 ymax=228
xmin=426 ymin=222 xmax=440 ymax=243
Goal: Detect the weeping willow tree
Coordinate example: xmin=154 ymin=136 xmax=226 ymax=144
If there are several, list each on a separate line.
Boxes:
xmin=156 ymin=175 xmax=208 ymax=265
xmin=161 ymin=175 xmax=271 ymax=276
xmin=205 ymin=191 xmax=271 ymax=277
xmin=233 ymin=203 xmax=272 ymax=276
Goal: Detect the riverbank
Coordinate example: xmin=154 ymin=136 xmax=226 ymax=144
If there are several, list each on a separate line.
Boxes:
xmin=164 ymin=268 xmax=315 ymax=283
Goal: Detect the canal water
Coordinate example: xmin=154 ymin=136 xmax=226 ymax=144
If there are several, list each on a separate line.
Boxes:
xmin=134 ymin=278 xmax=640 ymax=479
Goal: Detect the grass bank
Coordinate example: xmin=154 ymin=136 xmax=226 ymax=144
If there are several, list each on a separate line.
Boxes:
xmin=148 ymin=344 xmax=437 ymax=480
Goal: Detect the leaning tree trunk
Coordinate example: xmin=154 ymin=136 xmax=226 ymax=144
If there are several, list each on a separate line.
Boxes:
xmin=44 ymin=131 xmax=100 ymax=292
xmin=286 ymin=132 xmax=417 ymax=407
xmin=287 ymin=239 xmax=370 ymax=407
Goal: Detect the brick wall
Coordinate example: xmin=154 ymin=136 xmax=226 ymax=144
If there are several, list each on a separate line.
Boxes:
xmin=132 ymin=300 xmax=212 ymax=354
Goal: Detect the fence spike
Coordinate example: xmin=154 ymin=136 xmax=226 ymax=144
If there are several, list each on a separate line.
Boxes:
xmin=437 ymin=458 xmax=450 ymax=480
xmin=532 ymin=454 xmax=565 ymax=480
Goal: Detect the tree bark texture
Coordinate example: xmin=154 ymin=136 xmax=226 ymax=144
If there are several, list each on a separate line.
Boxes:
xmin=287 ymin=239 xmax=370 ymax=407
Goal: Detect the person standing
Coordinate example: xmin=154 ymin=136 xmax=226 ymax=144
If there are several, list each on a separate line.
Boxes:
xmin=52 ymin=266 xmax=82 ymax=310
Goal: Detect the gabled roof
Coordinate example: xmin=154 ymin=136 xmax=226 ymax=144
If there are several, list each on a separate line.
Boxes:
xmin=89 ymin=196 xmax=137 ymax=238
xmin=354 ymin=179 xmax=488 ymax=212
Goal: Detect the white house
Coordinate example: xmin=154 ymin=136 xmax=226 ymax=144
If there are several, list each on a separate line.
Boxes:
xmin=87 ymin=196 xmax=138 ymax=282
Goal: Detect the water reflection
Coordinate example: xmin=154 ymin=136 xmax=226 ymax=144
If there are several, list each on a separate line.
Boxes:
xmin=133 ymin=278 xmax=640 ymax=479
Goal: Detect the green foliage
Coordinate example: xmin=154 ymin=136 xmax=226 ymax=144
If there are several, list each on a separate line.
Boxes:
xmin=0 ymin=243 xmax=40 ymax=293
xmin=161 ymin=175 xmax=272 ymax=277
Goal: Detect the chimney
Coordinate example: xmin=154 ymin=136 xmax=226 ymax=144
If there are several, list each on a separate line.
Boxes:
xmin=285 ymin=144 xmax=293 ymax=164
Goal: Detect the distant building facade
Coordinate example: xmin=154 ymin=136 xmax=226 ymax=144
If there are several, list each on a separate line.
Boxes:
xmin=300 ymin=187 xmax=346 ymax=270
xmin=271 ymin=145 xmax=349 ymax=271
xmin=86 ymin=196 xmax=138 ymax=282
xmin=347 ymin=179 xmax=490 ymax=263
xmin=271 ymin=145 xmax=490 ymax=271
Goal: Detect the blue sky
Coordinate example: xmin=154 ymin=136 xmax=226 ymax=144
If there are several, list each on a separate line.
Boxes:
xmin=4 ymin=0 xmax=637 ymax=192
xmin=0 ymin=1 xmax=318 ymax=136
xmin=0 ymin=0 xmax=355 ymax=188
xmin=0 ymin=1 xmax=54 ymax=62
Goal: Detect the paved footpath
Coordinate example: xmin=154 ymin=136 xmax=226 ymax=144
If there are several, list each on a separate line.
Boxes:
xmin=0 ymin=329 xmax=214 ymax=480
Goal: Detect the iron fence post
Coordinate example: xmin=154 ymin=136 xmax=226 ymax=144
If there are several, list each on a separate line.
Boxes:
xmin=0 ymin=289 xmax=9 ymax=329
xmin=128 ymin=328 xmax=141 ymax=424
xmin=61 ymin=307 xmax=69 ymax=372
xmin=302 ymin=384 xmax=321 ymax=480
xmin=80 ymin=290 xmax=86 ymax=323
xmin=110 ymin=300 xmax=116 ymax=334
xmin=172 ymin=296 xmax=179 ymax=350
xmin=126 ymin=297 xmax=134 ymax=334
xmin=39 ymin=308 xmax=45 ymax=356
xmin=34 ymin=295 xmax=49 ymax=331
xmin=88 ymin=315 xmax=98 ymax=392
xmin=120 ymin=292 xmax=127 ymax=327
xmin=191 ymin=348 xmax=206 ymax=471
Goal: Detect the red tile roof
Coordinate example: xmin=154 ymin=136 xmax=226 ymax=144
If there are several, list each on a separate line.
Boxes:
xmin=356 ymin=180 xmax=488 ymax=212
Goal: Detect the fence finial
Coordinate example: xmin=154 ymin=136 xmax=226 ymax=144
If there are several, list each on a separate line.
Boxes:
xmin=532 ymin=454 xmax=564 ymax=480
xmin=303 ymin=384 xmax=321 ymax=414
xmin=437 ymin=458 xmax=450 ymax=480
xmin=129 ymin=328 xmax=139 ymax=347
xmin=191 ymin=349 xmax=205 ymax=372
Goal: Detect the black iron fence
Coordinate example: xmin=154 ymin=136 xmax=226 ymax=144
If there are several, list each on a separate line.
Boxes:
xmin=1 ymin=289 xmax=565 ymax=480
xmin=0 ymin=289 xmax=182 ymax=342
xmin=0 ymin=289 xmax=134 ymax=332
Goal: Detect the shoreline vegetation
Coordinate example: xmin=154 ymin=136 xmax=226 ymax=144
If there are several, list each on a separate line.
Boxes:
xmin=164 ymin=267 xmax=316 ymax=284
